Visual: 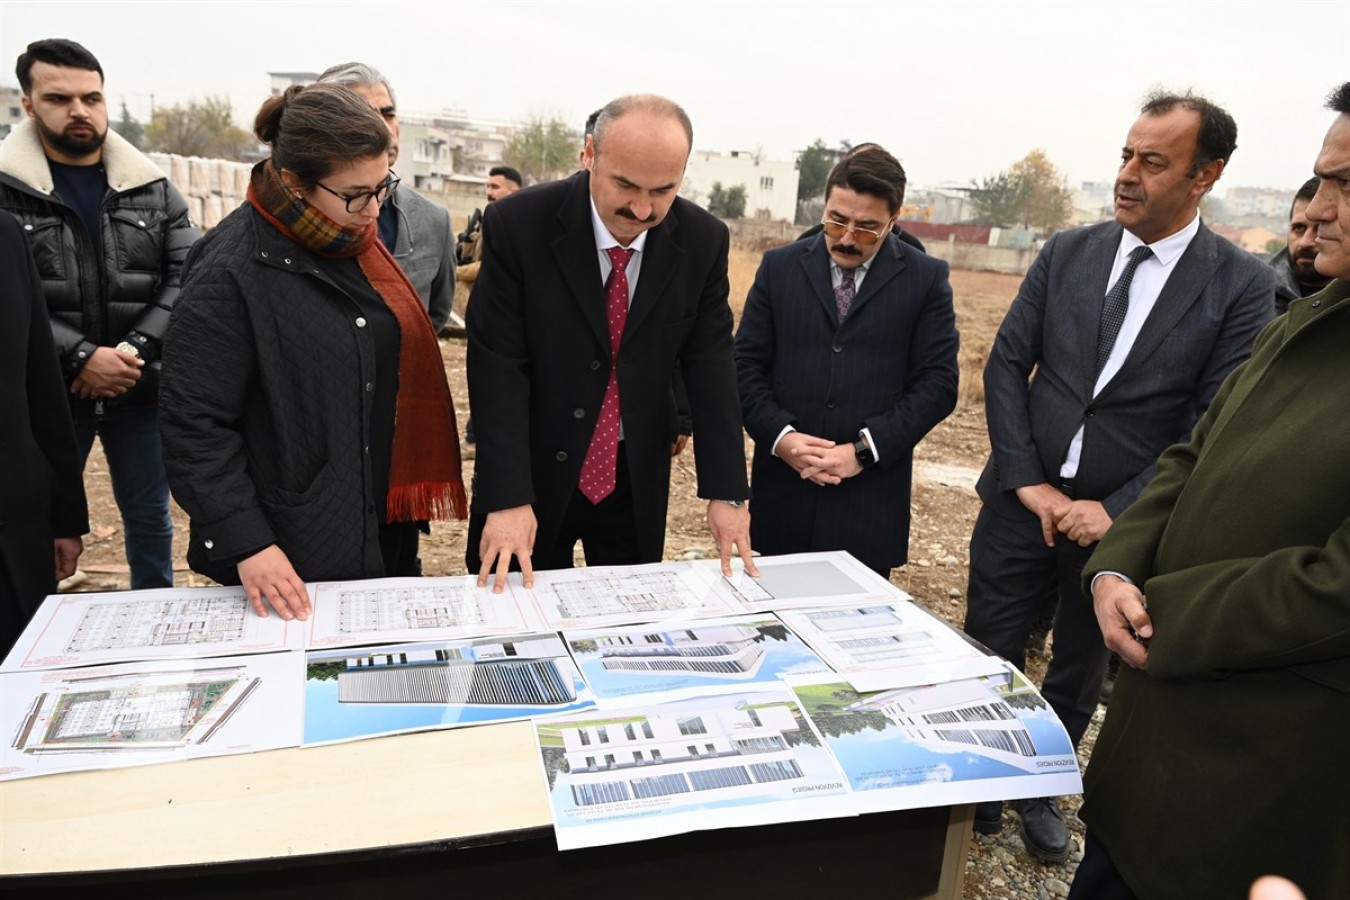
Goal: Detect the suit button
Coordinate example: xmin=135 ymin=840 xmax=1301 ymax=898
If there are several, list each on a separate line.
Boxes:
xmin=204 ymin=539 xmax=214 ymax=550
xmin=365 ymin=382 xmax=374 ymax=392
xmin=573 ymin=408 xmax=585 ymax=419
xmin=556 ymin=451 xmax=569 ymax=462
xmin=590 ymin=360 xmax=601 ymax=371
xmin=826 ymin=399 xmax=836 ymax=409
xmin=355 ymin=317 xmax=367 ymax=328
xmin=832 ymin=342 xmax=842 ymax=353
xmin=1085 ymin=407 xmax=1096 ymax=418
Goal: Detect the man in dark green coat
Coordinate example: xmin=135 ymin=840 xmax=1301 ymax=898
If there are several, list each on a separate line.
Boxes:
xmin=1074 ymin=82 xmax=1350 ymax=900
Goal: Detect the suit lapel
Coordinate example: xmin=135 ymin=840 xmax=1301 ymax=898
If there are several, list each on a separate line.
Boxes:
xmin=550 ymin=173 xmax=609 ymax=350
xmin=847 ymin=234 xmax=905 ymax=320
xmin=1101 ymin=223 xmax=1218 ymax=395
xmin=800 ymin=234 xmax=840 ymax=325
xmin=624 ymin=207 xmax=681 ymax=343
xmin=1070 ymin=224 xmax=1122 ymax=391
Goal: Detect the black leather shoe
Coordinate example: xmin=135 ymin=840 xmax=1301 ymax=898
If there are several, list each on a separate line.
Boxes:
xmin=973 ymin=800 xmax=1003 ymax=834
xmin=1012 ymin=797 xmax=1070 ymax=863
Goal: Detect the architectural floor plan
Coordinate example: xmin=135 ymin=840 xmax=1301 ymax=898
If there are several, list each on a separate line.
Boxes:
xmin=2 ymin=587 xmax=300 ymax=671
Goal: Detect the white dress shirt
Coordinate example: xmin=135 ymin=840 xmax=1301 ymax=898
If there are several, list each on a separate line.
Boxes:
xmin=1060 ymin=214 xmax=1202 ymax=480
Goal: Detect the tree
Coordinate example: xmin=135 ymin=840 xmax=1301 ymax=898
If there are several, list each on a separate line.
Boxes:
xmin=112 ymin=101 xmax=144 ymax=150
xmin=707 ymin=181 xmax=747 ymax=219
xmin=969 ymin=170 xmax=1028 ymax=229
xmin=1010 ymin=149 xmax=1074 ymax=234
xmin=796 ymin=138 xmax=833 ymax=203
xmin=970 ymin=148 xmax=1074 ymax=234
xmin=503 ymin=116 xmax=576 ymax=186
xmin=144 ymin=95 xmax=253 ymax=160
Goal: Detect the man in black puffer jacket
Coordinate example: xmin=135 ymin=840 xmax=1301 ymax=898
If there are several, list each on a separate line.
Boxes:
xmin=0 ymin=39 xmax=198 ymax=590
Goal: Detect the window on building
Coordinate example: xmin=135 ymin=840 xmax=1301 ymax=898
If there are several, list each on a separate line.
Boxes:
xmin=579 ymin=730 xmax=591 ymax=746
xmin=677 ymin=716 xmax=706 ymax=736
xmin=760 ymin=176 xmax=774 ymax=190
xmin=597 ymin=726 xmax=609 ymax=743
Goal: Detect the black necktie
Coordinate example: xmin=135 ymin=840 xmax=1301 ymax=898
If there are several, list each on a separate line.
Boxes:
xmin=1095 ymin=245 xmax=1153 ymax=379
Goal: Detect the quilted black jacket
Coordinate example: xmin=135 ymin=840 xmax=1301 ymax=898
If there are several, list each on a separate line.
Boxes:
xmin=160 ymin=204 xmax=390 ymax=585
xmin=0 ymin=121 xmax=197 ymax=419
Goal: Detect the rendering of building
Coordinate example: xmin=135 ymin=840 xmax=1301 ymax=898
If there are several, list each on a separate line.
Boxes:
xmin=848 ymin=677 xmax=1041 ymax=771
xmin=596 ymin=625 xmax=766 ymax=678
xmin=561 ymin=704 xmax=805 ymax=806
xmin=337 ymin=646 xmax=576 ymax=706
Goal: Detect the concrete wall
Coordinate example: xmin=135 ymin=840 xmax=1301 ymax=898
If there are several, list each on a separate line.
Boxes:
xmin=924 ymin=235 xmax=1037 ymax=275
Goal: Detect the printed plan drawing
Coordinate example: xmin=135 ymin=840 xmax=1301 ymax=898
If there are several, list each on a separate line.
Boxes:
xmin=564 ymin=614 xmax=830 ymax=707
xmin=303 ymin=634 xmax=595 ymax=746
xmin=777 ymin=601 xmax=1004 ymax=691
xmin=704 ymin=552 xmax=899 ymax=613
xmin=0 ymin=652 xmax=304 ymax=781
xmin=2 ymin=587 xmax=302 ymax=671
xmin=536 ymin=689 xmax=851 ymax=849
xmin=528 ymin=562 xmax=738 ymax=630
xmin=307 ymin=576 xmax=540 ymax=648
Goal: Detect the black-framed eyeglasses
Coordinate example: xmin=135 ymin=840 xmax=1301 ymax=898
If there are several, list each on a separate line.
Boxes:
xmin=315 ymin=171 xmax=400 ymax=213
xmin=820 ymin=218 xmax=889 ymax=247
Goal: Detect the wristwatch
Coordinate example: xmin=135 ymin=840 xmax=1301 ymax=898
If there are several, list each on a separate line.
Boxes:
xmin=853 ymin=437 xmax=876 ymax=468
xmin=716 ymin=499 xmax=746 ymax=509
xmin=115 ymin=340 xmax=142 ymax=359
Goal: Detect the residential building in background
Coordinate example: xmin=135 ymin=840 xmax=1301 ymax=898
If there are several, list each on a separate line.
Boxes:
xmin=684 ymin=149 xmax=799 ymax=222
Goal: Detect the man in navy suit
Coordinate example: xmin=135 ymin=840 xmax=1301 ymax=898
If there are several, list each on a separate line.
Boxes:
xmin=467 ymin=95 xmax=755 ymax=589
xmin=735 ymin=146 xmax=959 ymax=578
xmin=963 ymin=91 xmax=1275 ymax=863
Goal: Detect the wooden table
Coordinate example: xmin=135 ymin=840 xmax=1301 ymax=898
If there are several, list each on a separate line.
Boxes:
xmin=0 ymin=718 xmax=972 ymax=899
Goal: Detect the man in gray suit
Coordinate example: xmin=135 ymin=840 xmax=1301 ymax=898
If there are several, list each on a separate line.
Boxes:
xmin=963 ymin=90 xmax=1275 ymax=862
xmin=318 ymin=62 xmax=455 ymax=333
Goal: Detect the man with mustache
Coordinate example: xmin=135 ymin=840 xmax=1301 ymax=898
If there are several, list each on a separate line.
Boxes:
xmin=1073 ymin=81 xmax=1350 ymax=900
xmin=466 ymin=94 xmax=756 ymax=589
xmin=0 ymin=39 xmax=197 ymax=592
xmin=735 ymin=146 xmax=958 ymax=579
xmin=1269 ymin=176 xmax=1331 ymax=314
xmin=962 ymin=90 xmax=1274 ymax=864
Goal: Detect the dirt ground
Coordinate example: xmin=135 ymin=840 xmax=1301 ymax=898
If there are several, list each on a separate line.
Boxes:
xmin=75 ymin=261 xmax=1081 ymax=896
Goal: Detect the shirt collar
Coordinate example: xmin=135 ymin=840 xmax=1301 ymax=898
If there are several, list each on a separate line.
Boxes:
xmin=1120 ymin=212 xmax=1201 ymax=267
xmin=590 ymin=195 xmax=649 ymax=254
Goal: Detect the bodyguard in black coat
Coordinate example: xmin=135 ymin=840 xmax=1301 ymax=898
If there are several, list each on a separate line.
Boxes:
xmin=735 ymin=148 xmax=959 ymax=575
xmin=0 ymin=212 xmax=88 ymax=653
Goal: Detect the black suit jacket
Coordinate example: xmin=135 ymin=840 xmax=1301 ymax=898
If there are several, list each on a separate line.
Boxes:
xmin=466 ymin=172 xmax=748 ymax=565
xmin=735 ymin=233 xmax=959 ymax=569
xmin=0 ymin=212 xmax=88 ymax=651
xmin=978 ymin=220 xmax=1275 ymax=520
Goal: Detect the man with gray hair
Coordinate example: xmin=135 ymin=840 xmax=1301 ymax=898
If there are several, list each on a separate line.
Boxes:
xmin=317 ymin=62 xmax=455 ymax=334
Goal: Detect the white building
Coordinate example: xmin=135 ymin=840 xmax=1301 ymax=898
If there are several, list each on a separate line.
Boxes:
xmin=848 ymin=677 xmax=1041 ymax=772
xmin=597 ymin=624 xmax=765 ymax=678
xmin=562 ymin=704 xmax=804 ymax=806
xmin=336 ymin=646 xmax=575 ymax=706
xmin=684 ymin=149 xmax=799 ymax=222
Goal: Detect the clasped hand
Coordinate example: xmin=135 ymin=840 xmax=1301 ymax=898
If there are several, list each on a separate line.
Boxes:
xmin=1014 ymin=482 xmax=1112 ymax=548
xmin=777 ymin=431 xmax=861 ymax=486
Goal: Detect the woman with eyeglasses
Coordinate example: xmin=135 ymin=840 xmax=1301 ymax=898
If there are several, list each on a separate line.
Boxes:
xmin=159 ymin=83 xmax=465 ymax=621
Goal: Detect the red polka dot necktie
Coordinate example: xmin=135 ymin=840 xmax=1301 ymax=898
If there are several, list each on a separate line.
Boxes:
xmin=578 ymin=246 xmax=635 ymax=504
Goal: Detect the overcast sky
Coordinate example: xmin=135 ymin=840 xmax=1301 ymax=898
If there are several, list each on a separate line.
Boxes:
xmin=2 ymin=0 xmax=1346 ymax=195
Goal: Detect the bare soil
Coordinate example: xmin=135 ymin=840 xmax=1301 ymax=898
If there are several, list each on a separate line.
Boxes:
xmin=76 ymin=264 xmax=1082 ymax=896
